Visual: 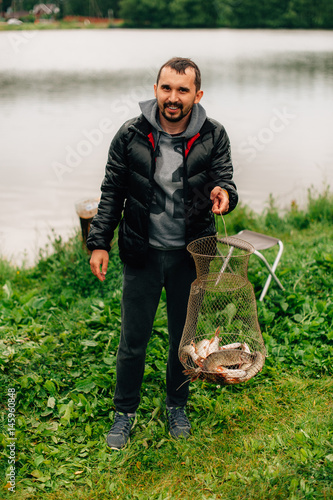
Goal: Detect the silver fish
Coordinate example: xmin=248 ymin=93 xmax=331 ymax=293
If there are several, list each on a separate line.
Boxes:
xmin=220 ymin=342 xmax=251 ymax=353
xmin=203 ymin=350 xmax=265 ymax=384
xmin=203 ymin=349 xmax=254 ymax=371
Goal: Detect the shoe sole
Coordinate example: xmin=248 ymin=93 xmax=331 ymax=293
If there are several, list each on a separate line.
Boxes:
xmin=168 ymin=429 xmax=191 ymax=439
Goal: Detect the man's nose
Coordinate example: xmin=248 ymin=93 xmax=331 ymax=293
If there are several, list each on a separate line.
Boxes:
xmin=170 ymin=90 xmax=179 ymax=102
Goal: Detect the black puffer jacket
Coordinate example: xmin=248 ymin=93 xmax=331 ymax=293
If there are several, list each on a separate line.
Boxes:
xmin=86 ymin=114 xmax=238 ymax=267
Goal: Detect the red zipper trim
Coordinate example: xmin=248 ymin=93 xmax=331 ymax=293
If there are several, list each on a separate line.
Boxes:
xmin=185 ymin=133 xmax=200 ymax=158
xmin=148 ymin=132 xmax=155 ymax=150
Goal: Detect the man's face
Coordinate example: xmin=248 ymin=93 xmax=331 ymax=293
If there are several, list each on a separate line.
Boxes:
xmin=154 ymin=67 xmax=203 ymax=123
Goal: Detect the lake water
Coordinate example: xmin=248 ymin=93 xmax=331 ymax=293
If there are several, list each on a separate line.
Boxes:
xmin=0 ymin=29 xmax=332 ymax=265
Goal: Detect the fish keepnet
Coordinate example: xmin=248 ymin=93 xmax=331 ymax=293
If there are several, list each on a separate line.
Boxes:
xmin=179 ymin=235 xmax=266 ymax=385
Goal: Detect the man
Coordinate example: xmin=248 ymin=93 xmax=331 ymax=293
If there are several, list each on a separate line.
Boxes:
xmin=87 ymin=57 xmax=238 ymax=449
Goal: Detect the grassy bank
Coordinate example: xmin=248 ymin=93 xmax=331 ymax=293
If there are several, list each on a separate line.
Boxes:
xmin=0 ymin=19 xmax=123 ymax=31
xmin=1 ymin=188 xmax=333 ymax=499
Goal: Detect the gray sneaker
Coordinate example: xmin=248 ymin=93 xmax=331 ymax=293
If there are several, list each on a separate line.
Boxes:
xmin=167 ymin=406 xmax=191 ymax=439
xmin=106 ymin=411 xmax=136 ymax=450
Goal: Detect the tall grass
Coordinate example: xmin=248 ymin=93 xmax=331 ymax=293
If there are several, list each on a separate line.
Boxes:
xmin=216 ymin=184 xmax=333 ymax=236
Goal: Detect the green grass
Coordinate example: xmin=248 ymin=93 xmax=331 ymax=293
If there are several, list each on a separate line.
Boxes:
xmin=1 ymin=187 xmax=333 ymax=499
xmin=0 ymin=20 xmax=121 ymax=31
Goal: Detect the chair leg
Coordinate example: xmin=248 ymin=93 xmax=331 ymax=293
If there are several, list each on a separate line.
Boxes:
xmin=259 ymin=274 xmax=274 ymax=302
xmin=254 ymin=241 xmax=284 ymax=301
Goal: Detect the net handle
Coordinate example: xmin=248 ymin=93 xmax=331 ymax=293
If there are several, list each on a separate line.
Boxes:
xmin=214 ymin=209 xmax=233 ymax=285
xmin=215 ymin=209 xmax=229 ymax=247
xmin=220 ymin=212 xmax=229 ymax=245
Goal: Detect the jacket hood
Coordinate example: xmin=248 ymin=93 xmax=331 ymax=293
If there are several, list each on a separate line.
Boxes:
xmin=139 ymin=98 xmax=207 ymax=138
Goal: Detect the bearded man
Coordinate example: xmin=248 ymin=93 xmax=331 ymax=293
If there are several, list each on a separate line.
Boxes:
xmin=87 ymin=57 xmax=238 ymax=449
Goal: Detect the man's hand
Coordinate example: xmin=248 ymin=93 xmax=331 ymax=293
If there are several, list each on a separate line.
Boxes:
xmin=210 ymin=187 xmax=229 ymax=215
xmin=90 ymin=249 xmax=109 ymax=282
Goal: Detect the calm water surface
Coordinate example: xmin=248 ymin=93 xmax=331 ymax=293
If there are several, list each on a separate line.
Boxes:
xmin=0 ymin=29 xmax=332 ymax=265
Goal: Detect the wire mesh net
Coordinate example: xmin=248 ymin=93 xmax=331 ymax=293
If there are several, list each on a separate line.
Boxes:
xmin=179 ymin=235 xmax=266 ymax=385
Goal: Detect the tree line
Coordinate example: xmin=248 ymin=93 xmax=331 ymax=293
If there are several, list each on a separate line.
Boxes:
xmin=4 ymin=0 xmax=333 ymax=29
xmin=116 ymin=0 xmax=333 ymax=29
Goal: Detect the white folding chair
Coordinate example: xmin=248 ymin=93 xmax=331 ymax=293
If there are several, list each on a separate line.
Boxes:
xmin=233 ymin=230 xmax=285 ymax=301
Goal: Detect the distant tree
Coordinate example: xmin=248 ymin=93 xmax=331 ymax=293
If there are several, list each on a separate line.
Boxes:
xmin=227 ymin=0 xmax=290 ymax=28
xmin=62 ymin=0 xmax=112 ymax=17
xmin=168 ymin=0 xmax=218 ymax=28
xmin=94 ymin=0 xmax=120 ymax=18
xmin=119 ymin=0 xmax=169 ymax=27
xmin=2 ymin=0 xmax=14 ymax=14
xmin=282 ymin=0 xmax=333 ymax=29
xmin=45 ymin=0 xmax=333 ymax=28
xmin=119 ymin=0 xmax=218 ymax=27
xmin=213 ymin=0 xmax=235 ymax=27
xmin=226 ymin=0 xmax=333 ymax=29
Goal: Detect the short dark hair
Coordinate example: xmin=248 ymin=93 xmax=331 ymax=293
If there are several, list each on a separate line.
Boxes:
xmin=156 ymin=57 xmax=201 ymax=92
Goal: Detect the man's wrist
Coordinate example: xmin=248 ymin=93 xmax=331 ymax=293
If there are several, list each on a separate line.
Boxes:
xmin=221 ymin=188 xmax=229 ymax=199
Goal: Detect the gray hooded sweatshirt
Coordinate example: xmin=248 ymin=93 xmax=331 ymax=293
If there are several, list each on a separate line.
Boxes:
xmin=139 ymin=98 xmax=207 ymax=250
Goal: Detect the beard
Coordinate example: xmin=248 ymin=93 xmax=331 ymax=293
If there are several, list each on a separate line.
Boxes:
xmin=161 ymin=102 xmax=192 ymax=122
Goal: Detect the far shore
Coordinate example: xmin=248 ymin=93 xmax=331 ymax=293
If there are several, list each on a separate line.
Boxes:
xmin=0 ymin=17 xmax=125 ymax=30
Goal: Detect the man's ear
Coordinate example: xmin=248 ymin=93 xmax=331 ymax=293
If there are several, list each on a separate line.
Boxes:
xmin=194 ymin=90 xmax=204 ymax=104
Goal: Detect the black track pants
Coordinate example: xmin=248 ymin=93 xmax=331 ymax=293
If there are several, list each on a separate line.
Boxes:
xmin=114 ymin=247 xmax=196 ymax=413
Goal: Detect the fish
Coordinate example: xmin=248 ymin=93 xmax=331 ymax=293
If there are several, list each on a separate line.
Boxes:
xmin=203 ymin=350 xmax=265 ymax=384
xmin=195 ymin=338 xmax=211 ymax=358
xmin=180 ymin=326 xmax=265 ymax=385
xmin=220 ymin=342 xmax=251 ymax=353
xmin=190 ymin=327 xmax=221 ymax=359
xmin=202 ymin=349 xmax=254 ymax=371
xmin=179 ymin=343 xmax=203 ymax=366
xmin=206 ymin=327 xmax=221 ymax=355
